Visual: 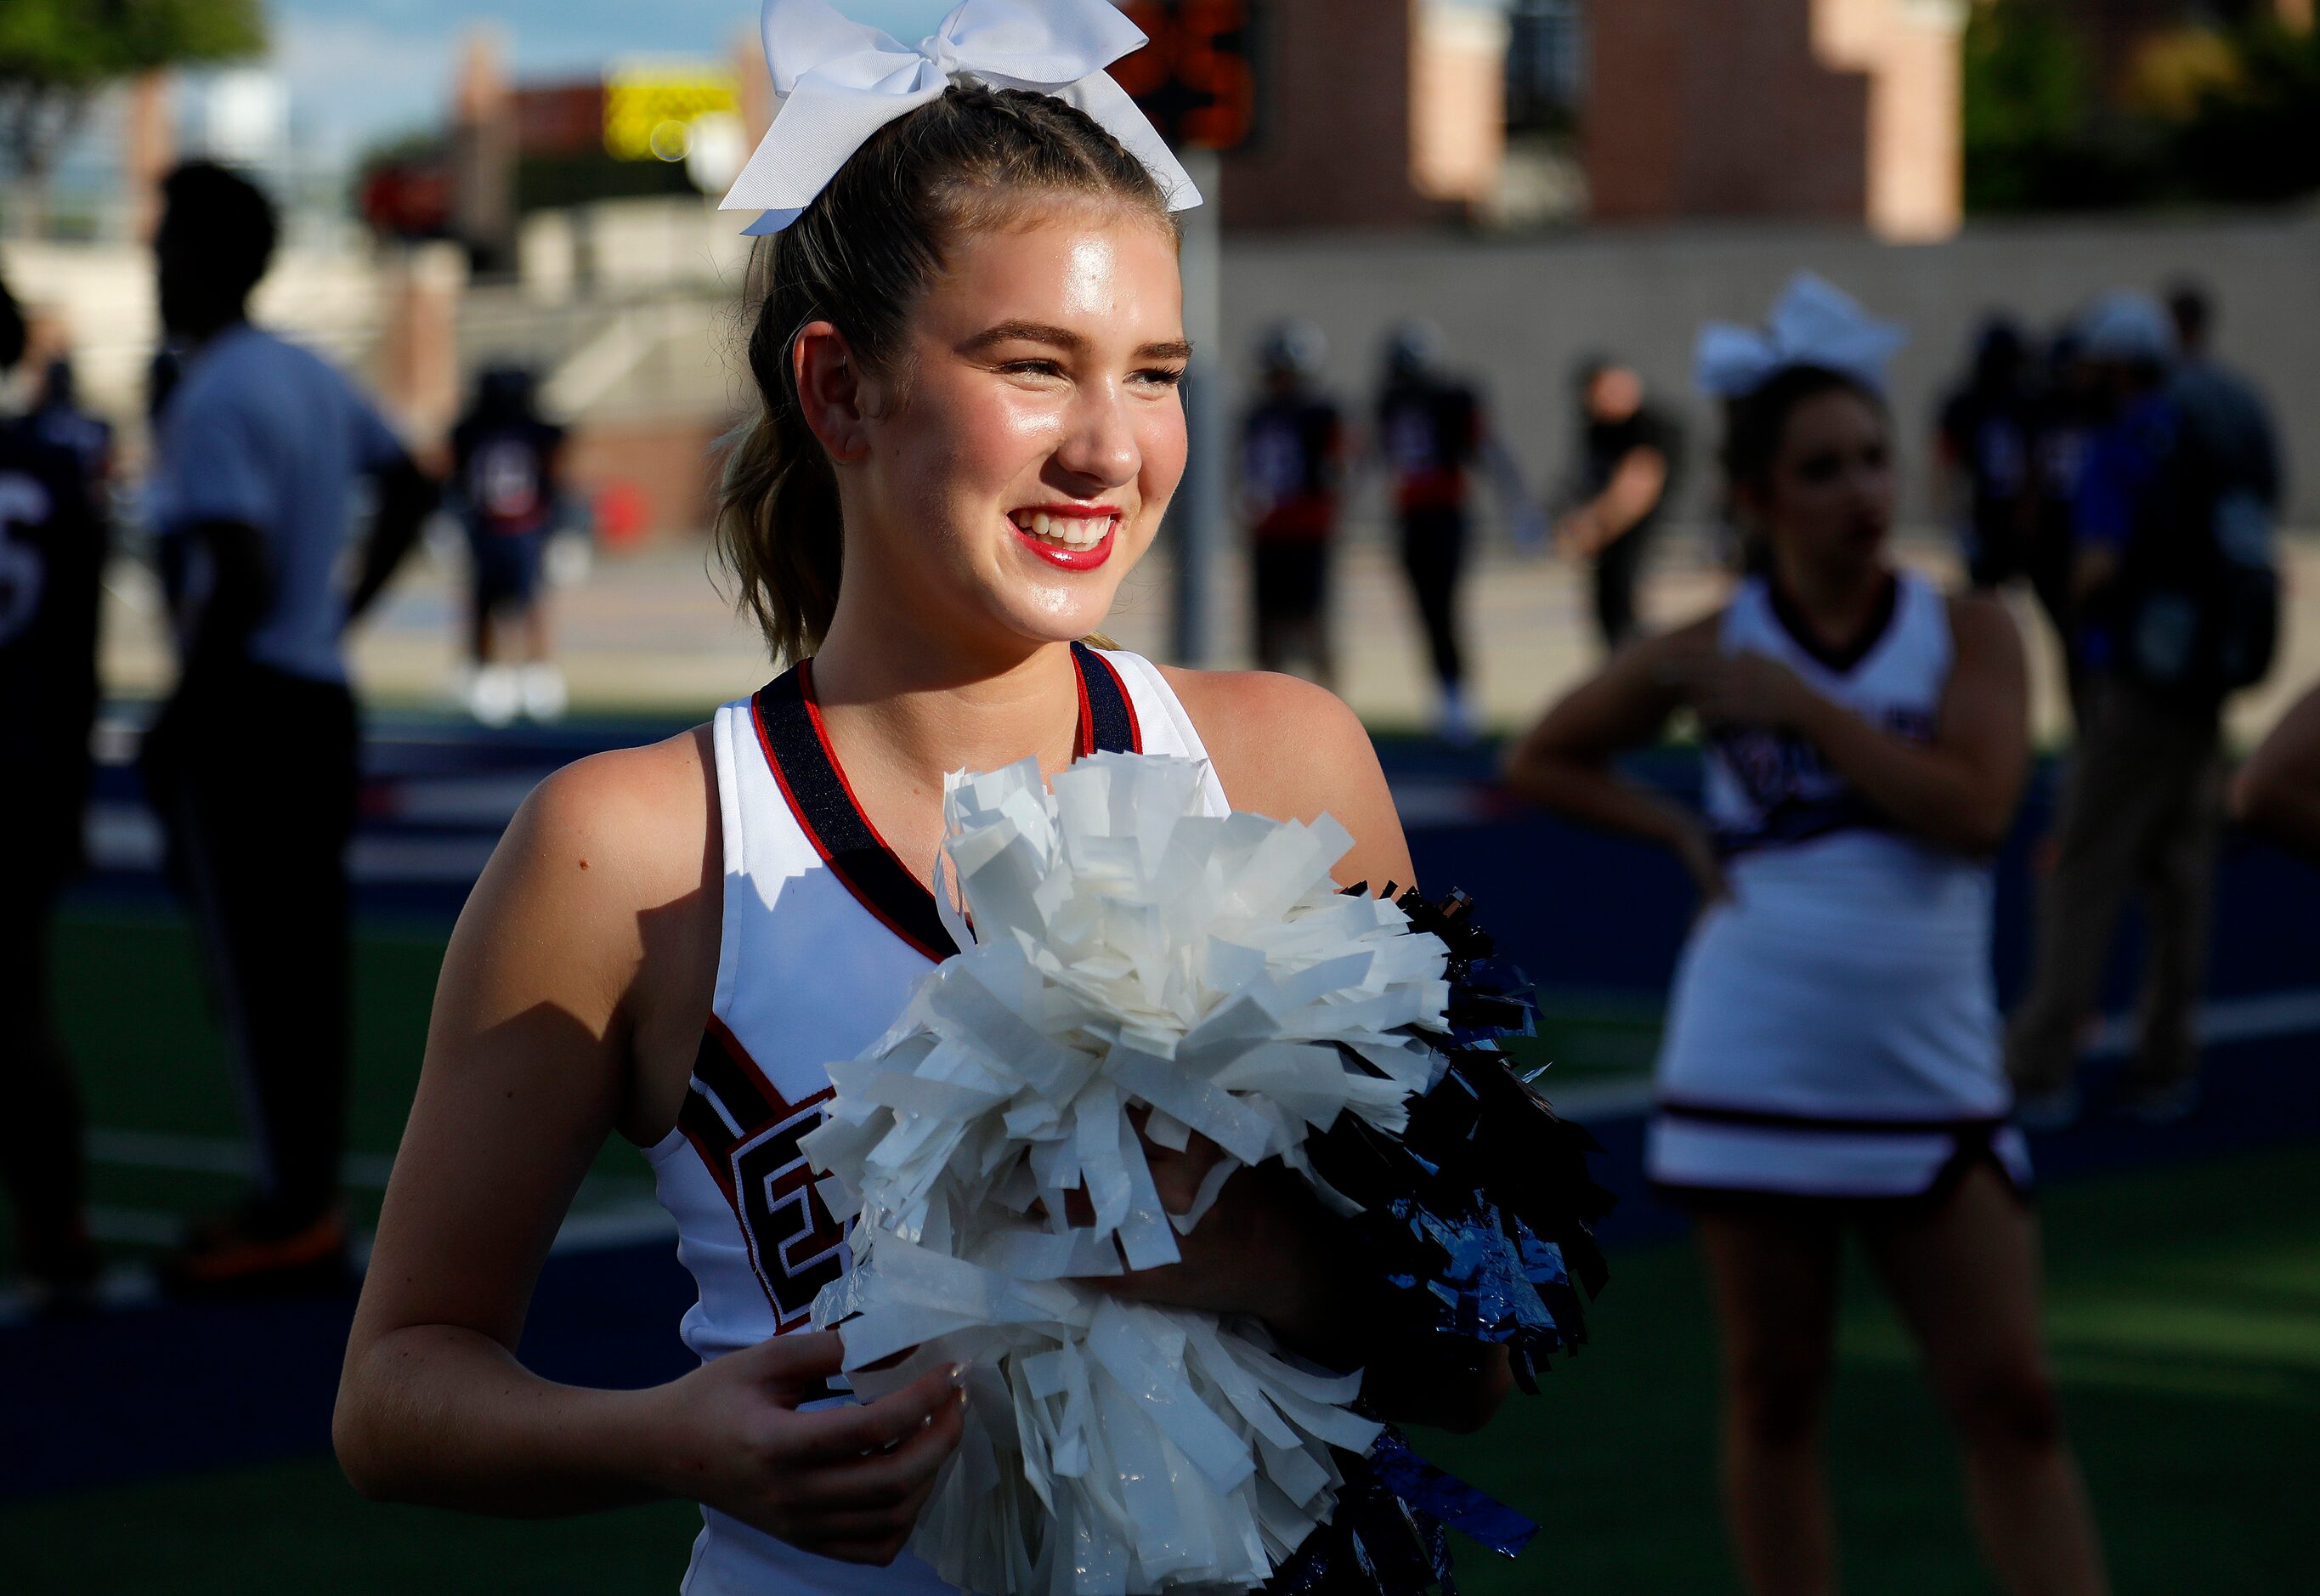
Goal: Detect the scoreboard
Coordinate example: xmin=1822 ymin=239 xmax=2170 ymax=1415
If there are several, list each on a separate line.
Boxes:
xmin=1112 ymin=0 xmax=1260 ymax=154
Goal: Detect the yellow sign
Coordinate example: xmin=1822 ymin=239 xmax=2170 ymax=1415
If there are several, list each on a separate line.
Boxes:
xmin=604 ymin=64 xmax=741 ymax=162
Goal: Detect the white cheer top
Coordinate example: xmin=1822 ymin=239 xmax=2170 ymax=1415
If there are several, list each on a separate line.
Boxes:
xmin=1649 ymin=572 xmax=2029 ymax=1201
xmin=643 ymin=645 xmax=1229 ymax=1596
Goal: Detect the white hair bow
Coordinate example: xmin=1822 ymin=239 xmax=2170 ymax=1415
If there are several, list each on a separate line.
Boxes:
xmin=721 ymin=0 xmax=1203 ymax=235
xmin=1695 ymin=273 xmax=1910 ymax=399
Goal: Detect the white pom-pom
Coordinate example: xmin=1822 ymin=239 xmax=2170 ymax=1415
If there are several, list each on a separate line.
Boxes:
xmin=802 ymin=753 xmax=1450 ymax=1595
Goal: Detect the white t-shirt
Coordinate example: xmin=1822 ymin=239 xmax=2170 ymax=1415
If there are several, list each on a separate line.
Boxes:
xmin=152 ymin=325 xmax=405 ymax=685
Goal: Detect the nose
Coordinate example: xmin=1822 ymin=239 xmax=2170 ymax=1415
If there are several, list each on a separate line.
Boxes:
xmin=1050 ymin=376 xmax=1140 ymax=494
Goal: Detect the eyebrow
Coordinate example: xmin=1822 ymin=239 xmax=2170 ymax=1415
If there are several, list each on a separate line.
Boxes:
xmin=960 ymin=320 xmax=1192 ymax=363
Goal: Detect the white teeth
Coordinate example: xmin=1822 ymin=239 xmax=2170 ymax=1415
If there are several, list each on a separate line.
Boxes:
xmin=1014 ymin=512 xmax=1116 ymax=552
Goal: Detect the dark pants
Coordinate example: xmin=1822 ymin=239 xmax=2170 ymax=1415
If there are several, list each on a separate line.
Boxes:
xmin=142 ymin=661 xmax=358 ymax=1227
xmin=1397 ymin=506 xmax=1468 ymax=692
xmin=1593 ymin=518 xmax=1658 ymax=652
xmin=2006 ymin=680 xmax=2223 ymax=1096
xmin=1252 ymin=539 xmax=1333 ymax=676
xmin=0 ymin=869 xmax=87 ymax=1270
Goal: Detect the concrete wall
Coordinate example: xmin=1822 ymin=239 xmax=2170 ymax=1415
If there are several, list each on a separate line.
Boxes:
xmin=1218 ymin=207 xmax=2320 ymax=529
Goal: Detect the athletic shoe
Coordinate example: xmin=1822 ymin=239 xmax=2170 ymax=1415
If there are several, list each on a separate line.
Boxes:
xmin=469 ymin=664 xmax=521 ymax=727
xmin=157 ymin=1206 xmax=349 ymax=1298
xmin=2013 ymin=1084 xmax=2081 ymax=1133
xmin=522 ymin=662 xmax=569 ymax=723
xmin=2116 ymin=1078 xmax=2200 ymax=1128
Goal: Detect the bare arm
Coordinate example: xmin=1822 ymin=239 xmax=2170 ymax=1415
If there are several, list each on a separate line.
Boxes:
xmin=2234 ymin=680 xmax=2320 ymax=863
xmin=1672 ymin=594 xmax=2030 ymax=856
xmin=345 ymin=454 xmax=441 ymax=625
xmin=1502 ymin=614 xmax=1729 ymax=900
xmin=173 ymin=518 xmax=270 ymax=682
xmin=335 ymin=733 xmax=963 ymax=1560
xmin=1564 ymin=446 xmax=1668 ymax=556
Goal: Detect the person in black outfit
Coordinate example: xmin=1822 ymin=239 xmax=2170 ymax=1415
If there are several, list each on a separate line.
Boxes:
xmin=1239 ymin=321 xmax=1344 ymax=685
xmin=139 ymin=163 xmax=437 ymax=1293
xmin=0 ymin=274 xmax=109 ymax=1312
xmin=1559 ymin=357 xmax=1681 ymax=652
xmin=27 ymin=357 xmax=116 ymax=498
xmin=450 ymin=365 xmax=569 ymax=725
xmin=1376 ymin=320 xmax=1500 ymax=743
xmin=1936 ymin=317 xmax=2046 ymax=597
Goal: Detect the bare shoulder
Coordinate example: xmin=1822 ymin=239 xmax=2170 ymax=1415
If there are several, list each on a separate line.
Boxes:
xmin=506 ymin=726 xmax=716 ymax=891
xmin=1944 ymin=591 xmax=2028 ymax=672
xmin=1158 ymin=666 xmax=1379 ymax=823
xmin=1157 ymin=666 xmax=1412 ymax=888
xmin=453 ymin=725 xmax=721 ymax=1009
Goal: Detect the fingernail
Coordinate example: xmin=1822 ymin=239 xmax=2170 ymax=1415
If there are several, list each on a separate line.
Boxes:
xmin=948 ymin=1362 xmax=970 ymax=1387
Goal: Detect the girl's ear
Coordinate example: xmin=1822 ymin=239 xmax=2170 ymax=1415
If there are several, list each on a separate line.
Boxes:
xmin=794 ymin=320 xmax=868 ymax=461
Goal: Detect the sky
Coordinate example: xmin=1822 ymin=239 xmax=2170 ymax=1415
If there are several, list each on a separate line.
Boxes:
xmin=274 ymin=0 xmax=1006 ymax=162
xmin=270 ymin=1 xmax=1511 ymax=166
xmin=274 ymin=1 xmax=961 ymax=162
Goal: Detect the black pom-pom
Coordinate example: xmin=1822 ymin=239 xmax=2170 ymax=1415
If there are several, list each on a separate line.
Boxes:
xmin=1273 ymin=887 xmax=1616 ymax=1593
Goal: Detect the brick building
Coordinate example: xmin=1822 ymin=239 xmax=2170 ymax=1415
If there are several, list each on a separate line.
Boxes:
xmin=1208 ymin=0 xmax=1505 ymax=230
xmin=1584 ymin=0 xmax=1968 ymax=241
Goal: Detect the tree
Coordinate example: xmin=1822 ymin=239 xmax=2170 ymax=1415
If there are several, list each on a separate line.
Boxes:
xmin=0 ymin=0 xmax=265 ymax=231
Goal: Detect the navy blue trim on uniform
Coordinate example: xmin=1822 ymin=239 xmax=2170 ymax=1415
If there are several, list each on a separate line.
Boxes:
xmin=1710 ymin=790 xmax=1894 ymax=858
xmin=752 ymin=663 xmax=959 ymax=964
xmin=1766 ymin=570 xmax=1901 ymax=675
xmin=1655 ymin=1097 xmax=2012 ymax=1135
xmin=1072 ymin=641 xmax=1140 ymax=756
xmin=750 ymin=648 xmax=1144 ymax=967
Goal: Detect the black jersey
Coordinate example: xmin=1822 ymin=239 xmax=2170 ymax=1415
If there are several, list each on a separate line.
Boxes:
xmin=0 ymin=415 xmax=105 ymax=872
xmin=1377 ymin=377 xmax=1481 ymax=513
xmin=1241 ymin=394 xmax=1344 ymax=541
xmin=451 ymin=416 xmax=564 ymax=540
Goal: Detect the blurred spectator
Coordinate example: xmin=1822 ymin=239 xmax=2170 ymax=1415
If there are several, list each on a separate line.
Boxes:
xmin=2164 ymin=280 xmax=2284 ymax=519
xmin=26 ymin=358 xmax=115 ymax=497
xmin=2232 ymin=681 xmax=2320 ymax=863
xmin=0 ymin=272 xmax=109 ymax=1314
xmin=2007 ymin=291 xmax=2282 ymax=1129
xmin=1558 ymin=357 xmax=1682 ymax=653
xmin=1373 ymin=320 xmax=1536 ymax=744
xmin=2027 ymin=327 xmax=2105 ymax=702
xmin=139 ymin=161 xmax=439 ymax=1294
xmin=1239 ymin=320 xmax=1344 ymax=688
xmin=1936 ymin=317 xmax=2054 ymax=608
xmin=450 ymin=365 xmax=569 ymax=726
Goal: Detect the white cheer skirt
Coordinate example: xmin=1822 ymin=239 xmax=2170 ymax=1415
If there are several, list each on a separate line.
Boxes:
xmin=1647 ymin=832 xmax=2029 ymax=1203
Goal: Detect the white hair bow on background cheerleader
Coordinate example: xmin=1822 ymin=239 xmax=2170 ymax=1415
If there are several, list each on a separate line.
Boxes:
xmin=721 ymin=0 xmax=1203 ymax=234
xmin=1695 ymin=272 xmax=1910 ymax=399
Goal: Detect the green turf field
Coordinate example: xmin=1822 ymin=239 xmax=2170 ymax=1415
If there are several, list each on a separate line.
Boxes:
xmin=7 ymin=910 xmax=2318 ymax=1592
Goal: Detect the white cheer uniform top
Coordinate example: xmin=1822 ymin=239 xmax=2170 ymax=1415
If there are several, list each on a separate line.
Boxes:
xmin=643 ymin=645 xmax=1230 ymax=1596
xmin=1648 ymin=572 xmax=2029 ymax=1202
